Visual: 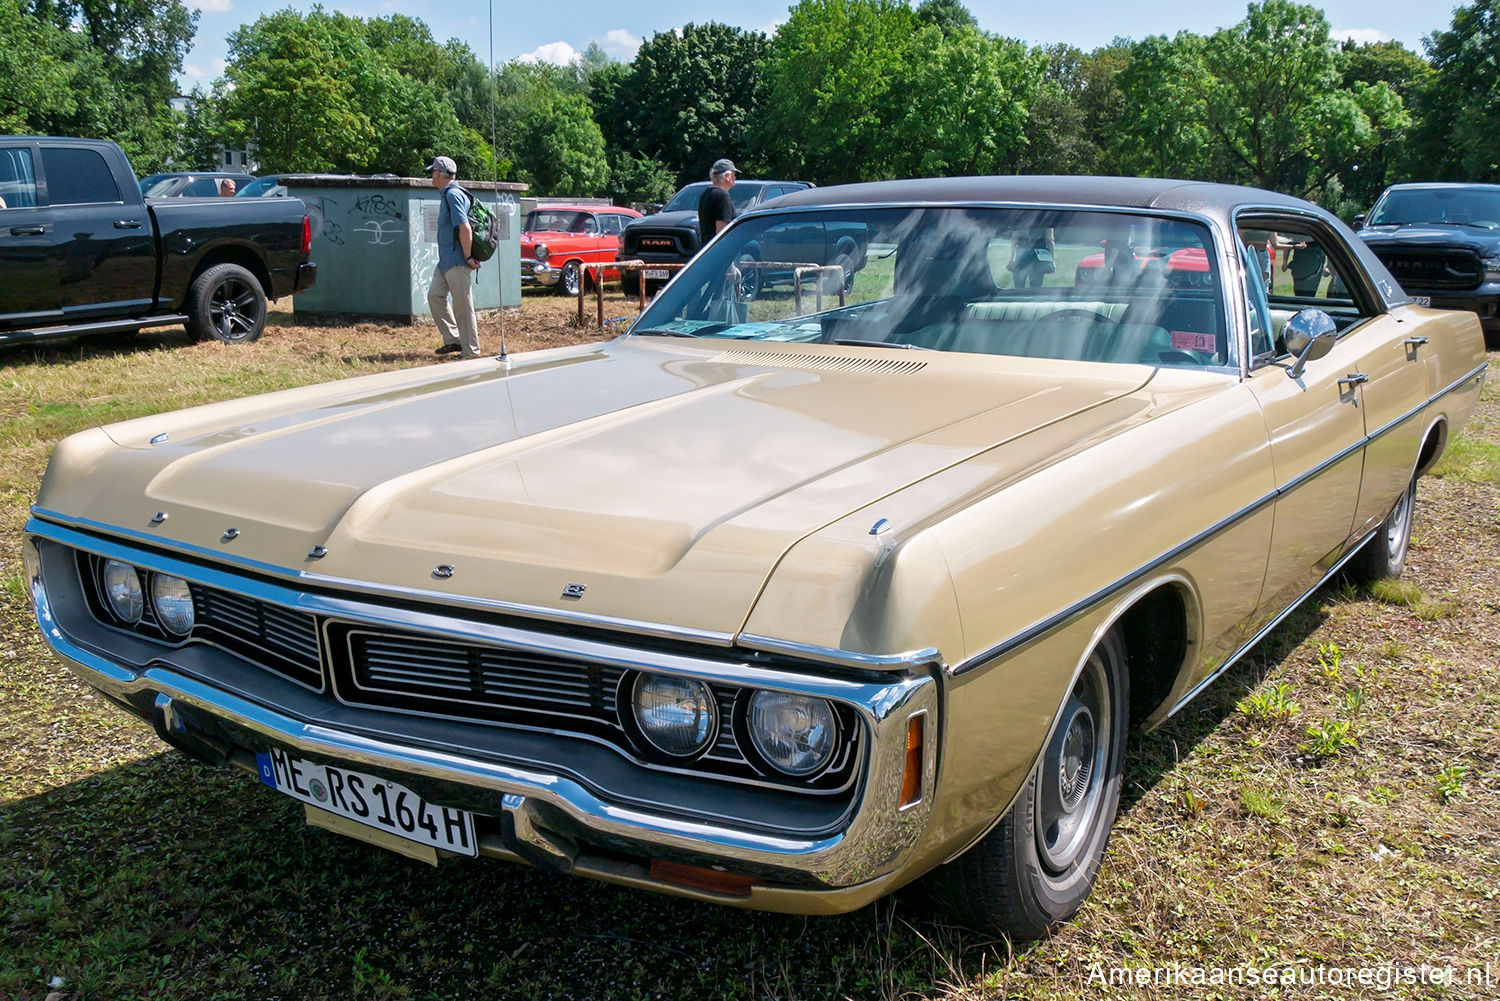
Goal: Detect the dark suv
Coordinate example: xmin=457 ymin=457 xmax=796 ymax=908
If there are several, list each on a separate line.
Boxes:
xmin=1357 ymin=182 xmax=1500 ymax=346
xmin=617 ymin=179 xmax=812 ymax=295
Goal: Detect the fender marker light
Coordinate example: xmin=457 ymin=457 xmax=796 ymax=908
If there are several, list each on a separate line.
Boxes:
xmin=900 ymin=714 xmax=925 ymax=808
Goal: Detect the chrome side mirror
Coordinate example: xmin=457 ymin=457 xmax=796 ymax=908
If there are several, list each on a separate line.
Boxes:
xmin=1285 ymin=308 xmax=1338 ymax=379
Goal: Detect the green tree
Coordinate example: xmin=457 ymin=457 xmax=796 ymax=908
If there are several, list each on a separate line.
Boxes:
xmin=760 ymin=0 xmax=915 ymax=183
xmin=0 ymin=0 xmax=79 ymax=132
xmin=1406 ymin=0 xmax=1500 ymax=181
xmin=217 ymin=7 xmax=488 ymax=176
xmin=1113 ymin=3 xmax=1406 ymax=199
xmin=515 ymin=90 xmax=609 ymax=195
xmin=595 ymin=23 xmax=769 ymax=186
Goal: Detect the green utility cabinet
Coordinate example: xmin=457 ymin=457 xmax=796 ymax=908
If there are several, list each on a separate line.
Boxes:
xmin=286 ymin=176 xmax=528 ymax=319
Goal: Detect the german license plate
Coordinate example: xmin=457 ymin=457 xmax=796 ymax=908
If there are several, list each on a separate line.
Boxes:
xmin=256 ymin=749 xmax=477 ymax=856
xmin=1412 ymin=295 xmax=1431 ymax=307
xmin=643 ymin=269 xmax=669 ymax=279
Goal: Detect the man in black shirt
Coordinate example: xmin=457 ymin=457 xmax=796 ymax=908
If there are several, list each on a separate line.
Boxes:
xmin=697 ymin=158 xmax=737 ymax=249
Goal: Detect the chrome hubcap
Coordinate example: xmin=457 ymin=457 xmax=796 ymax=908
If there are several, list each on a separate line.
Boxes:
xmin=1035 ymin=652 xmax=1110 ymax=874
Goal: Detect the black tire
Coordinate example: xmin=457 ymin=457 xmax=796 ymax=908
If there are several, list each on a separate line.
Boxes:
xmin=824 ymin=250 xmax=856 ymax=296
xmin=1346 ymin=473 xmax=1417 ymax=583
xmin=557 ymin=261 xmax=583 ymax=297
xmin=621 ymin=269 xmax=640 ymax=298
xmin=186 ymin=263 xmax=267 ymax=343
xmin=929 ymin=629 xmax=1129 ymax=942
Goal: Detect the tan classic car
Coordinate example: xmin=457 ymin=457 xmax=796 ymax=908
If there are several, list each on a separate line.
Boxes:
xmin=22 ymin=177 xmax=1487 ymax=941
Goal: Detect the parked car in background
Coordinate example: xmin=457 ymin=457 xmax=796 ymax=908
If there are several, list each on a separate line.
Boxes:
xmin=139 ymin=171 xmax=257 ymax=198
xmin=237 ymin=176 xmax=289 ymax=198
xmin=616 ymin=179 xmax=814 ymax=296
xmin=520 ymin=205 xmax=643 ymax=296
xmin=22 ymin=176 xmax=1486 ymax=944
xmin=1357 ymin=182 xmax=1500 ymax=347
xmin=1 ymin=137 xmax=315 ymax=346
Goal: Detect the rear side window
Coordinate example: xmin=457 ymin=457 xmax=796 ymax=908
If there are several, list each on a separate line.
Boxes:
xmin=41 ymin=148 xmax=121 ymax=205
xmin=0 ymin=147 xmax=38 ymax=208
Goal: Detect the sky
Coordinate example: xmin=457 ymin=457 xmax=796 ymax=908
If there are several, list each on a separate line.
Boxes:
xmin=178 ymin=0 xmax=1461 ymax=92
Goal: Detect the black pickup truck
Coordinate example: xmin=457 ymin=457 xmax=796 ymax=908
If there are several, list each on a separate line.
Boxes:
xmin=0 ymin=136 xmax=317 ymax=347
xmin=1356 ymin=182 xmax=1500 ymax=348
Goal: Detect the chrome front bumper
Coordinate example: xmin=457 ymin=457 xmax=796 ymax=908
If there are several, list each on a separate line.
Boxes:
xmin=21 ymin=522 xmax=940 ymax=912
xmin=521 ymin=259 xmax=558 ymax=286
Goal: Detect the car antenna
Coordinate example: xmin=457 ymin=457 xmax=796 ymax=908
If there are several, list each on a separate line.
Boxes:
xmin=488 ymin=0 xmax=510 ymax=369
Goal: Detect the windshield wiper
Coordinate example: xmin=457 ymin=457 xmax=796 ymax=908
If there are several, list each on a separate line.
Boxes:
xmin=631 ymin=328 xmax=702 ymax=338
xmin=832 ymin=338 xmax=931 ymax=350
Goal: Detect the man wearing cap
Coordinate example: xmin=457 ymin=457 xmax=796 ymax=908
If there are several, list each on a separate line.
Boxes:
xmin=697 ymin=158 xmax=737 ymax=248
xmin=426 ymin=155 xmax=481 ymax=358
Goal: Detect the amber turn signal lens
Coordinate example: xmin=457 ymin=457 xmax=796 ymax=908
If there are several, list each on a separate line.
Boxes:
xmin=900 ymin=714 xmax=924 ymax=807
xmin=649 ymin=859 xmax=756 ymax=898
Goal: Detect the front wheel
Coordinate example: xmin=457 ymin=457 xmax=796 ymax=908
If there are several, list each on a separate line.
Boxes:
xmin=1346 ymin=473 xmax=1417 ymax=583
xmin=186 ymin=263 xmax=267 ymax=343
xmin=929 ymin=629 xmax=1129 ymax=941
xmin=557 ymin=261 xmax=583 ymax=297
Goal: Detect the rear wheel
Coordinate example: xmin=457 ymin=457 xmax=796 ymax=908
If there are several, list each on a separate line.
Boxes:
xmin=621 ymin=269 xmax=640 ymax=298
xmin=186 ymin=263 xmax=266 ymax=343
xmin=735 ymin=251 xmax=761 ymax=301
xmin=929 ymin=629 xmax=1129 ymax=941
xmin=1346 ymin=473 xmax=1417 ymax=583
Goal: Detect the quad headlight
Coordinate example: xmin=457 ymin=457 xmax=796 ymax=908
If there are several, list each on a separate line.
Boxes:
xmin=101 ymin=559 xmax=144 ymax=624
xmin=630 ymin=674 xmax=719 ymax=758
xmin=534 ymin=243 xmax=550 ymax=262
xmin=150 ymin=574 xmax=195 ymax=636
xmin=746 ymin=691 xmax=837 ymax=777
xmin=1482 ymin=255 xmax=1500 ymax=283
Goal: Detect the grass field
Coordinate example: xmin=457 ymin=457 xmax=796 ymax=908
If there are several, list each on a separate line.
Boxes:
xmin=1 ymin=298 xmax=1497 ymax=1000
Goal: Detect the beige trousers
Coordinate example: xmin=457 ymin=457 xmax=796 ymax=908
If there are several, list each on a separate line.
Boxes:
xmin=428 ymin=264 xmax=481 ymax=358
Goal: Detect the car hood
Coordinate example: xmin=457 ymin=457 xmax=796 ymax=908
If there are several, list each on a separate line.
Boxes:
xmin=1359 ymin=225 xmax=1500 ymax=253
xmin=627 ymin=210 xmax=699 ymax=234
xmin=40 ymin=339 xmax=1171 ymax=636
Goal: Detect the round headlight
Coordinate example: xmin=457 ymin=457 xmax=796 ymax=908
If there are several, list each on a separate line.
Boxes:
xmin=631 ymin=674 xmax=718 ymax=758
xmin=101 ymin=559 xmax=144 ymax=624
xmin=747 ymin=691 xmax=837 ymax=777
xmin=150 ymin=574 xmax=196 ymax=636
xmin=534 ymin=243 xmax=550 ymax=262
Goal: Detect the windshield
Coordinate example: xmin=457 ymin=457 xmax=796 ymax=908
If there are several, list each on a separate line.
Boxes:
xmin=631 ymin=206 xmax=1231 ymax=368
xmin=1369 ymin=187 xmax=1500 ymax=229
xmin=661 ymin=182 xmax=763 ymax=214
xmin=238 ymin=177 xmax=283 ymax=197
xmin=526 ymin=210 xmax=592 ymax=232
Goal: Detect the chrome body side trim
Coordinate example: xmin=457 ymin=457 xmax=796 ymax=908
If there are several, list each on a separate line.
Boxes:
xmin=950 ymin=359 xmax=1486 ymax=677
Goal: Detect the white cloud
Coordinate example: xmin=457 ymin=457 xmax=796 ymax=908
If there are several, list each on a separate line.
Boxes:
xmin=598 ymin=28 xmax=640 ymax=59
xmin=194 ymin=0 xmax=232 ymax=11
xmin=181 ymin=58 xmax=227 ymax=82
xmin=1330 ymin=27 xmax=1390 ymax=46
xmin=518 ymin=41 xmax=579 ymax=65
xmin=754 ymin=19 xmax=784 ymax=36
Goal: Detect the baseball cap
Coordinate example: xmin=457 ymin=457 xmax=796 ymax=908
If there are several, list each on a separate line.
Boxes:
xmin=425 ymin=155 xmax=457 ymax=175
xmin=710 ymin=158 xmax=737 ymax=178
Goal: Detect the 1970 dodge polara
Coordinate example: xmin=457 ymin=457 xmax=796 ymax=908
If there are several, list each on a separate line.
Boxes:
xmin=23 ymin=176 xmax=1487 ymax=941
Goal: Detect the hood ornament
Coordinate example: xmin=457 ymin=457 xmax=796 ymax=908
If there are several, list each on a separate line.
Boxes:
xmin=221 ymin=528 xmax=240 ymax=542
xmin=308 ymin=546 xmax=328 ymax=560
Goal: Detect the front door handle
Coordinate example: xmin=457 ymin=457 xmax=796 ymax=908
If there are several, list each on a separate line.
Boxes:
xmin=1338 ymin=374 xmax=1369 ymax=388
xmin=114 ymin=219 xmax=143 ymax=229
xmin=9 ymin=225 xmax=44 ymax=236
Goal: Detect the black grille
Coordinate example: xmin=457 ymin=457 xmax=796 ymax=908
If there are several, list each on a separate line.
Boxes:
xmin=1372 ymin=247 xmax=1482 ymax=290
xmin=192 ymin=585 xmax=323 ymax=689
xmin=340 ymin=629 xmax=743 ymax=761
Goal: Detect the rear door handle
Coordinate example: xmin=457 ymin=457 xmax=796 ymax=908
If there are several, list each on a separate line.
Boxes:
xmin=1338 ymin=374 xmax=1369 ymax=388
xmin=114 ymin=219 xmax=143 ymax=229
xmin=9 ymin=225 xmax=44 ymax=236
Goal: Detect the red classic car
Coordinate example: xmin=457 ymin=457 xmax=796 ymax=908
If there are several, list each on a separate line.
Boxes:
xmin=520 ymin=205 xmax=643 ymax=296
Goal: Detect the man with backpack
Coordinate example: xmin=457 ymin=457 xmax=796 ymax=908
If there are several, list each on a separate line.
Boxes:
xmin=426 ymin=155 xmax=482 ymax=358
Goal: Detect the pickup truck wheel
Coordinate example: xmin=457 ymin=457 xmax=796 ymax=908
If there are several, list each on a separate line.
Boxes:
xmin=621 ymin=270 xmax=640 ymax=298
xmin=187 ymin=264 xmax=266 ymax=343
xmin=930 ymin=629 xmax=1128 ymax=942
xmin=558 ymin=261 xmax=583 ymax=297
xmin=1346 ymin=473 xmax=1417 ymax=583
